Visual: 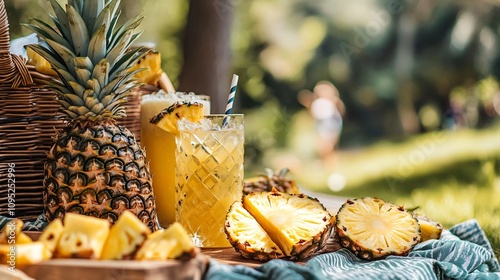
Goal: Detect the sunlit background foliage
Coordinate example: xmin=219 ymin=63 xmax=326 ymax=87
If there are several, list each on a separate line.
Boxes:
xmin=6 ymin=0 xmax=500 ymax=257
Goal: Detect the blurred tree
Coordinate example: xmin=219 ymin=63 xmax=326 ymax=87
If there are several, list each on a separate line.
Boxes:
xmin=177 ymin=0 xmax=234 ymax=113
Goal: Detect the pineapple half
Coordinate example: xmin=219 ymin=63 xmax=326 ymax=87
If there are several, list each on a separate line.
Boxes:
xmin=335 ymin=197 xmax=421 ymax=260
xmin=25 ymin=0 xmax=159 ymax=231
xmin=225 ymin=202 xmax=285 ymax=261
xmin=243 ymin=168 xmax=300 ymax=195
xmin=55 ymin=213 xmax=110 ymax=259
xmin=135 ymin=222 xmax=198 ymax=260
xmin=101 ymin=210 xmax=151 ymax=260
xmin=241 ymin=190 xmax=333 ymax=260
xmin=149 ymin=101 xmax=204 ymax=135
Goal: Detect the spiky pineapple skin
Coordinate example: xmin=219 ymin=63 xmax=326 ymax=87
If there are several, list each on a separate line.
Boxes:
xmin=43 ymin=123 xmax=159 ymax=231
xmin=243 ymin=168 xmax=299 ymax=195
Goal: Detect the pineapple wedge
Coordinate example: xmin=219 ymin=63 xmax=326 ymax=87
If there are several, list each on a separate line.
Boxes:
xmin=225 ymin=202 xmax=285 ymax=261
xmin=0 ymin=242 xmax=51 ymax=266
xmin=128 ymin=50 xmax=163 ymax=86
xmin=335 ymin=197 xmax=421 ymax=259
xmin=416 ymin=215 xmax=443 ymax=241
xmin=55 ymin=213 xmax=110 ymax=259
xmin=135 ymin=222 xmax=198 ymax=260
xmin=38 ymin=219 xmax=64 ymax=253
xmin=242 ymin=190 xmax=333 ymax=259
xmin=150 ymin=101 xmax=204 ymax=135
xmin=101 ymin=211 xmax=151 ymax=260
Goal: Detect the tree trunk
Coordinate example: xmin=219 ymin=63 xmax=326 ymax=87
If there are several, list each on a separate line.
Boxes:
xmin=178 ymin=0 xmax=233 ymax=114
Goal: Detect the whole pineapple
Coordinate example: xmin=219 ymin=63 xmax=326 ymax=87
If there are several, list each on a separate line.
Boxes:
xmin=25 ymin=0 xmax=159 ymax=231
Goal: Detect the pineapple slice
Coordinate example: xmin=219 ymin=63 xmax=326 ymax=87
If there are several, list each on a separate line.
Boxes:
xmin=242 ymin=190 xmax=333 ymax=259
xmin=26 ymin=47 xmax=57 ymax=76
xmin=416 ymin=215 xmax=443 ymax=241
xmin=243 ymin=168 xmax=300 ymax=195
xmin=128 ymin=50 xmax=163 ymax=86
xmin=225 ymin=202 xmax=285 ymax=261
xmin=101 ymin=210 xmax=151 ymax=260
xmin=135 ymin=222 xmax=198 ymax=260
xmin=55 ymin=213 xmax=110 ymax=259
xmin=335 ymin=197 xmax=421 ymax=260
xmin=149 ymin=101 xmax=204 ymax=135
xmin=0 ymin=242 xmax=51 ymax=266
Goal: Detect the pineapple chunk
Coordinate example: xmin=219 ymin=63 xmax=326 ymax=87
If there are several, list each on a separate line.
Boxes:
xmin=0 ymin=219 xmax=28 ymax=245
xmin=335 ymin=197 xmax=421 ymax=259
xmin=38 ymin=219 xmax=64 ymax=253
xmin=101 ymin=211 xmax=151 ymax=260
xmin=149 ymin=101 xmax=204 ymax=135
xmin=242 ymin=190 xmax=333 ymax=259
xmin=225 ymin=202 xmax=285 ymax=261
xmin=55 ymin=213 xmax=110 ymax=259
xmin=0 ymin=242 xmax=51 ymax=266
xmin=16 ymin=233 xmax=33 ymax=244
xmin=135 ymin=222 xmax=198 ymax=260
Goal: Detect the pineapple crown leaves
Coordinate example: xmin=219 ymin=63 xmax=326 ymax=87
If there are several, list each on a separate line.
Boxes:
xmin=23 ymin=0 xmax=146 ymax=123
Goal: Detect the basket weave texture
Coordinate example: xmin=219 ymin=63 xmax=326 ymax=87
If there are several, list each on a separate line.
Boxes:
xmin=0 ymin=0 xmax=66 ymax=221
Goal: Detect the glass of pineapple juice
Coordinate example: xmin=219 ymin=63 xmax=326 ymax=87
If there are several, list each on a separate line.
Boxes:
xmin=140 ymin=91 xmax=210 ymax=228
xmin=175 ymin=114 xmax=244 ymax=247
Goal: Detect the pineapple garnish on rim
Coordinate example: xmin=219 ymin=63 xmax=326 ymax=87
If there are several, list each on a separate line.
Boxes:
xmin=24 ymin=0 xmax=159 ymax=231
xmin=241 ymin=189 xmax=334 ymax=259
xmin=149 ymin=101 xmax=204 ymax=135
xmin=335 ymin=197 xmax=421 ymax=260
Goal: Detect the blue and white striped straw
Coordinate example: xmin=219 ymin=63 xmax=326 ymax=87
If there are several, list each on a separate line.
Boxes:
xmin=223 ymin=74 xmax=239 ymax=127
xmin=225 ymin=74 xmax=239 ymax=115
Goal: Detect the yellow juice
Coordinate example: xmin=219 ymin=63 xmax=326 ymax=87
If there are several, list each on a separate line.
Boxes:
xmin=140 ymin=92 xmax=210 ymax=227
xmin=175 ymin=115 xmax=244 ymax=247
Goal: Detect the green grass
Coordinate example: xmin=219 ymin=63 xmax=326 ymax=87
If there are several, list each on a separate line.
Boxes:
xmin=293 ymin=127 xmax=500 ymax=260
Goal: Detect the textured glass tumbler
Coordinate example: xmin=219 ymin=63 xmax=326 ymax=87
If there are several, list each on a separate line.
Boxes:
xmin=175 ymin=114 xmax=244 ymax=247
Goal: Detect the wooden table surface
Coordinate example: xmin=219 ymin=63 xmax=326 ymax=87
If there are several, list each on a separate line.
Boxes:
xmin=21 ymin=193 xmax=347 ymax=279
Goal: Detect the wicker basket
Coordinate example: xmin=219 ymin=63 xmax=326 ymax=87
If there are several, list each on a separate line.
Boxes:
xmin=0 ymin=0 xmax=66 ymax=221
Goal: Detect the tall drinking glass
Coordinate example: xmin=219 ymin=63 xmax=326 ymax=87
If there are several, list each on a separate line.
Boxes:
xmin=140 ymin=92 xmax=210 ymax=227
xmin=175 ymin=114 xmax=244 ymax=247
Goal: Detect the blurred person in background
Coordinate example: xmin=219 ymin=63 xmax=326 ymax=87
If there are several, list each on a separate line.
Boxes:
xmin=299 ymin=81 xmax=345 ymax=165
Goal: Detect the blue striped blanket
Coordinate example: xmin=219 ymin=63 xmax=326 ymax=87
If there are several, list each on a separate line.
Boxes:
xmin=206 ymin=219 xmax=500 ymax=280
